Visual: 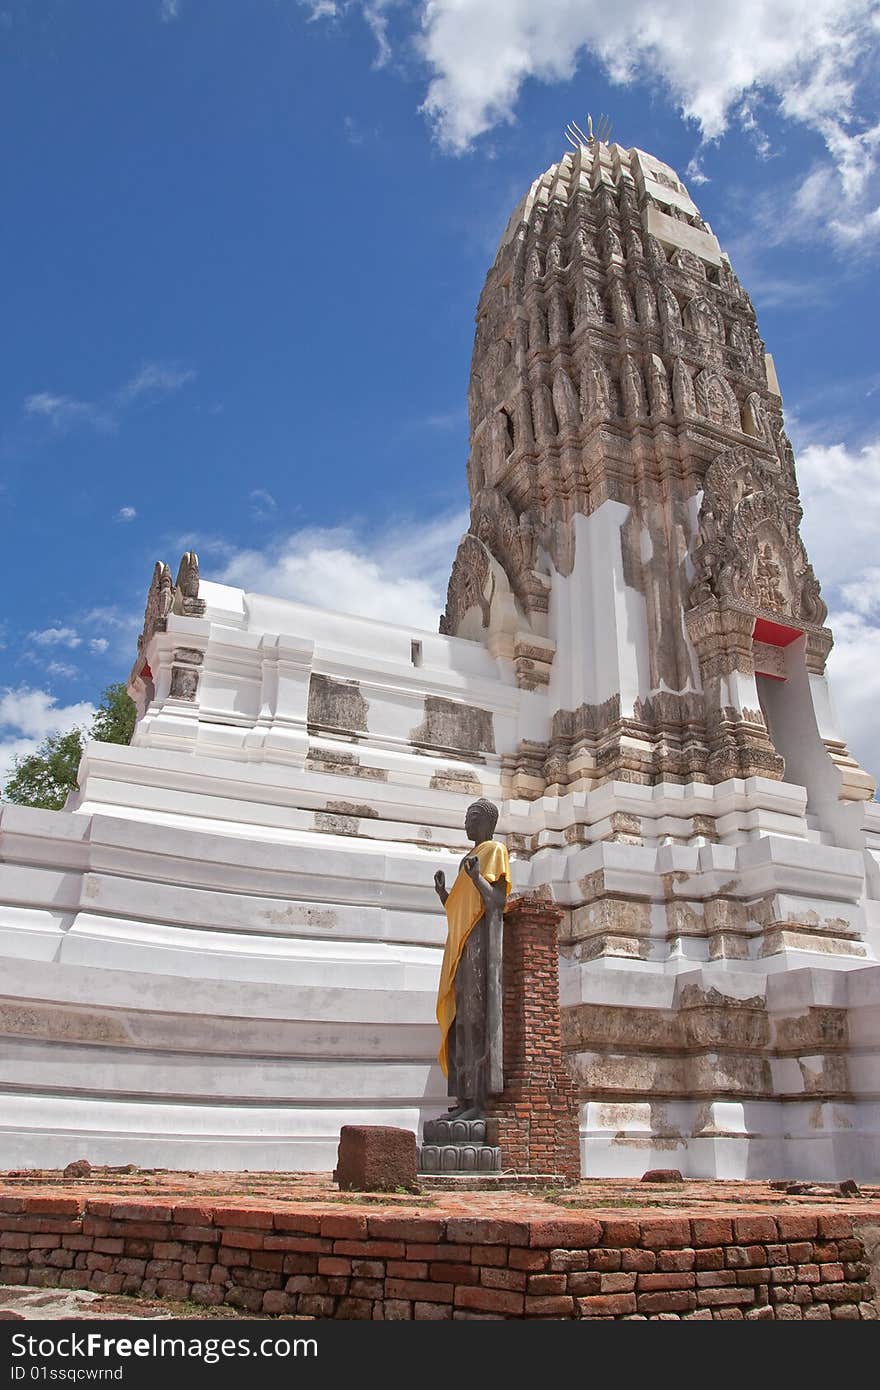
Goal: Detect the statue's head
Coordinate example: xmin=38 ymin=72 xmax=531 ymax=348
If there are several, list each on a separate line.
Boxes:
xmin=465 ymin=798 xmax=499 ymax=844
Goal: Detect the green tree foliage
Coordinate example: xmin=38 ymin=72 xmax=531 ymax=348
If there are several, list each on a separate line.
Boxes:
xmin=2 ymin=729 xmax=86 ymax=811
xmin=91 ymin=682 xmax=137 ymax=746
xmin=2 ymin=683 xmax=137 ymax=811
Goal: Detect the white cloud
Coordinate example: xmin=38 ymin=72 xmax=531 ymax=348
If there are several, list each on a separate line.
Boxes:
xmin=214 ymin=509 xmax=467 ymax=630
xmin=45 ymin=661 xmax=79 ymax=680
xmin=115 ymin=361 xmax=197 ymax=407
xmin=415 ymin=1 xmax=878 ymax=152
xmin=797 ymin=436 xmax=880 ymax=778
xmin=302 ymin=1 xmax=340 ymax=19
xmin=797 ymin=439 xmax=880 ymax=590
xmin=27 ymin=626 xmax=82 ymax=649
xmin=117 ymin=506 xmax=137 ymax=522
xmin=79 ymin=606 xmax=141 ymax=665
xmin=23 ymin=360 xmax=196 ymax=438
xmin=160 ymin=0 xmax=180 ymax=19
xmin=23 ymin=392 xmax=111 ymax=433
xmin=307 ymin=1 xmax=880 ymax=247
xmin=249 ymin=488 xmax=278 ymax=520
xmin=0 ymin=687 xmax=95 ymax=788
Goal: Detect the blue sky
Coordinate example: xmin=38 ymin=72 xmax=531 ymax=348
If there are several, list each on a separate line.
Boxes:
xmin=1 ymin=0 xmax=879 ymax=782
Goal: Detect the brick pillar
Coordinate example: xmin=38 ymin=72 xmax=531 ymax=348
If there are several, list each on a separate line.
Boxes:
xmin=487 ymin=896 xmax=581 ymax=1182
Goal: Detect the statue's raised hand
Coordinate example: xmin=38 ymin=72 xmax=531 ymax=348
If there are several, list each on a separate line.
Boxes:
xmin=463 ymin=855 xmax=480 ymax=882
xmin=433 ymin=869 xmax=446 ymax=898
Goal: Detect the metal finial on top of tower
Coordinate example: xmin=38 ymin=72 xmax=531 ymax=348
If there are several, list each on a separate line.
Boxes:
xmin=564 ymin=113 xmax=612 ymax=150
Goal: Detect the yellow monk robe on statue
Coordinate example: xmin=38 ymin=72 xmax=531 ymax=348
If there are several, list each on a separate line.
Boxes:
xmin=436 ymin=838 xmax=510 ymax=1100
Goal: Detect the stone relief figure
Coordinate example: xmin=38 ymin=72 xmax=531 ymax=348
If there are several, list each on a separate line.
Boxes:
xmin=609 ymin=278 xmax=635 ymax=328
xmin=742 ymin=391 xmax=769 ymax=441
xmin=647 ymin=353 xmax=671 ymax=417
xmin=727 ymin=319 xmax=751 ymax=361
xmin=754 ymin=542 xmax=786 ymax=611
xmin=688 ymin=546 xmax=717 ymax=608
xmin=621 ymin=355 xmax=647 ymax=418
xmin=644 ymin=234 xmax=667 ymax=274
xmin=658 ymin=284 xmax=683 ymax=338
xmin=512 ymin=389 xmax=535 ymax=449
xmin=672 ymin=357 xmax=696 ymax=418
xmin=695 ymin=368 xmax=738 ymax=429
xmin=528 ymin=303 xmax=548 ymax=350
xmin=689 ymin=444 xmax=827 ymax=627
xmin=574 ymin=225 xmax=597 ymax=262
xmin=575 ymin=277 xmax=603 ymax=325
xmin=671 ymin=247 xmax=706 ymax=278
xmin=625 ymin=228 xmax=644 ymax=262
xmin=635 ymin=278 xmax=659 ymax=329
xmin=582 ymin=352 xmax=612 ymax=420
xmin=552 ymin=368 xmax=581 ymax=431
xmin=548 ymin=292 xmax=569 ymax=345
xmin=684 ymin=296 xmax=721 ymax=341
xmin=601 ymin=222 xmax=624 ymax=263
xmin=433 ymin=799 xmax=511 ymax=1120
xmin=485 ymin=409 xmax=514 ymax=482
xmin=531 ymin=380 xmax=558 ymax=441
xmin=545 ymin=237 xmax=564 ymax=273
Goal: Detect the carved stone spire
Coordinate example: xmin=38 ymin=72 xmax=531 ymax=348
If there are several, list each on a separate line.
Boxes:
xmin=441 ymin=138 xmax=861 ymax=796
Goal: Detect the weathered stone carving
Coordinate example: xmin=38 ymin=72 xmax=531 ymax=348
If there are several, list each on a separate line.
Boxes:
xmin=531 ymin=381 xmax=558 ymax=441
xmin=684 ymin=295 xmax=719 ymax=340
xmin=440 ymin=533 xmax=492 ymax=634
xmin=129 ymin=552 xmax=206 ymax=693
xmin=548 ymin=291 xmax=569 ymax=344
xmin=671 ymin=247 xmax=705 ymax=278
xmin=169 ymin=648 xmax=203 ymax=702
xmin=582 ymin=352 xmax=612 ymax=420
xmin=552 ymin=368 xmax=580 ymax=431
xmin=688 ymin=445 xmax=828 ymax=627
xmin=411 ymin=696 xmax=495 ymax=756
xmin=528 ymin=302 xmax=547 ymax=350
xmin=621 ymin=355 xmax=647 ymax=418
xmin=307 ymin=674 xmax=369 ymax=735
xmin=658 ymin=283 xmax=683 ymax=344
xmin=174 ymin=551 xmax=207 ymax=619
xmin=647 ymin=354 xmax=671 ymax=417
xmin=446 ymin=137 xmax=843 ymax=791
xmin=545 ymin=237 xmax=564 ymax=273
xmin=695 ymin=368 xmax=739 ymax=430
xmin=609 ymin=277 xmax=635 ymax=328
xmin=634 ymin=277 xmax=658 ymax=329
xmin=601 ymin=222 xmax=624 ymax=263
xmin=672 ymin=357 xmax=696 ymax=417
xmin=485 ymin=409 xmax=514 ymax=483
xmin=742 ymin=391 xmax=771 ymax=441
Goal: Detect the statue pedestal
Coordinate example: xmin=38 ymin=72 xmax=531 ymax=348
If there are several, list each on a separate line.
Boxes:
xmin=486 ymin=896 xmax=581 ymax=1183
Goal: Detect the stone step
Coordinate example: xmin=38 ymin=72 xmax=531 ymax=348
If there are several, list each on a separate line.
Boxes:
xmin=417 ymin=1143 xmax=502 ymax=1175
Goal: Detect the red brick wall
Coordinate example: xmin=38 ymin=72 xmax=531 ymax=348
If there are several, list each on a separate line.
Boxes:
xmin=2 ymin=1198 xmax=875 ymax=1320
xmin=487 ymin=897 xmax=581 ymax=1182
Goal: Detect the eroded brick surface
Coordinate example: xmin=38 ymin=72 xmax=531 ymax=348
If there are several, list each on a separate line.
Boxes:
xmin=0 ymin=1171 xmax=877 ymax=1320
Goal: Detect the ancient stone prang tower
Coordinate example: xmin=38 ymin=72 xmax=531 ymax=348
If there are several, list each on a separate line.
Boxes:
xmin=443 ymin=139 xmax=871 ymax=812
